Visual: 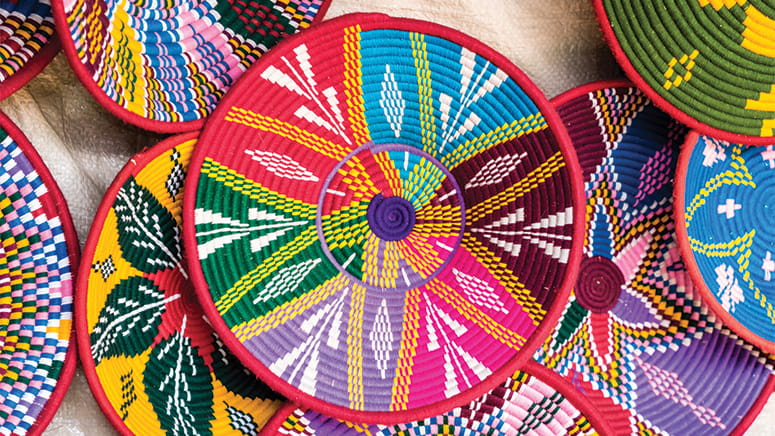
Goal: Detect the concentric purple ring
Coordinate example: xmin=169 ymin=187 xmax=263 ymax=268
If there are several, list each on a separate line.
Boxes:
xmin=316 ymin=142 xmax=465 ymax=292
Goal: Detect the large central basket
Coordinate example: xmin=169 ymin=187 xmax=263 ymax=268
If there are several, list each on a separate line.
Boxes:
xmin=183 ymin=13 xmax=584 ymax=424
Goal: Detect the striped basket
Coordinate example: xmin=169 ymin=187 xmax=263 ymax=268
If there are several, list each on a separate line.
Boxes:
xmin=0 ymin=0 xmax=59 ymax=100
xmin=262 ymin=360 xmax=612 ymax=435
xmin=594 ymin=0 xmax=775 ymax=145
xmin=0 ymin=111 xmax=78 ymax=435
xmin=676 ymin=132 xmax=775 ymax=355
xmin=182 ymin=13 xmax=585 ymax=424
xmin=77 ymin=133 xmax=286 ymax=435
xmin=534 ymin=82 xmax=775 ymax=436
xmin=52 ymin=0 xmax=330 ymax=132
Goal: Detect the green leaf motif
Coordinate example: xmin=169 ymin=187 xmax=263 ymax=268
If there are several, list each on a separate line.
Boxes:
xmin=144 ymin=319 xmax=214 ymax=436
xmin=115 ymin=176 xmax=183 ymax=275
xmin=90 ymin=276 xmax=176 ymax=365
xmin=210 ymin=333 xmax=284 ymax=402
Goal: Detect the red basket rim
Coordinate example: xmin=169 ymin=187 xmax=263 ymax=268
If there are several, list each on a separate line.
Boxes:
xmin=260 ymin=360 xmax=616 ymax=435
xmin=0 ymin=37 xmax=60 ymax=103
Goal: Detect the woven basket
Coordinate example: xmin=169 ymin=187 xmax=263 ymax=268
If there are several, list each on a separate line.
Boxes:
xmin=0 ymin=111 xmax=78 ymax=435
xmin=594 ymin=0 xmax=775 ymax=145
xmin=0 ymin=0 xmax=59 ymax=100
xmin=261 ymin=360 xmax=613 ymax=435
xmin=77 ymin=133 xmax=286 ymax=436
xmin=675 ymin=131 xmax=775 ymax=356
xmin=52 ymin=0 xmax=330 ymax=133
xmin=533 ymin=81 xmax=775 ymax=436
xmin=182 ymin=13 xmax=585 ymax=424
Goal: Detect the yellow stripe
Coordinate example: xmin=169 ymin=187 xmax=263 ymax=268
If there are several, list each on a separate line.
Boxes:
xmin=746 ymin=85 xmax=775 ymax=111
xmin=397 ymin=233 xmax=443 ymax=278
xmin=225 ymin=106 xmax=351 ymax=161
xmin=685 ymin=148 xmax=755 ymax=224
xmin=363 ymin=233 xmax=382 ymax=287
xmin=763 ymin=119 xmax=775 ymax=137
xmin=414 ymin=204 xmax=463 ymax=237
xmin=339 ymin=158 xmax=380 ymax=200
xmin=347 ymin=283 xmax=366 ymax=410
xmin=383 ymin=241 xmax=401 ymax=289
xmin=467 ymin=151 xmax=565 ymax=223
xmin=391 ymin=285 xmax=422 ymax=411
xmin=687 ymin=231 xmax=755 ymax=258
xmin=462 ymin=234 xmax=546 ymax=323
xmin=343 ymin=25 xmax=371 ymax=145
xmin=689 ymin=231 xmax=774 ymax=323
xmin=201 ymin=158 xmax=316 ymax=219
xmin=442 ymin=114 xmax=547 ymax=170
xmin=426 ymin=278 xmax=527 ymax=350
xmin=233 ymin=274 xmax=350 ymax=341
xmin=411 ymin=32 xmax=437 ymax=155
xmin=741 ymin=5 xmax=775 ymax=57
xmin=374 ymin=152 xmax=403 ymax=196
xmin=698 ymin=0 xmax=747 ymax=10
xmin=214 ymin=225 xmax=319 ymax=313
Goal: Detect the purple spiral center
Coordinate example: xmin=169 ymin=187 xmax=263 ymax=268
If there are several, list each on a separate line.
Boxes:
xmin=575 ymin=256 xmax=624 ymax=313
xmin=367 ymin=194 xmax=416 ymax=241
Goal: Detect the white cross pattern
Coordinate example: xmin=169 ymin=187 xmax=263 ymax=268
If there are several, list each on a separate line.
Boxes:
xmin=763 ymin=252 xmax=775 ymax=281
xmin=701 ymin=137 xmax=727 ymax=167
xmin=761 ymin=146 xmax=775 ymax=169
xmin=717 ymin=198 xmax=741 ymax=219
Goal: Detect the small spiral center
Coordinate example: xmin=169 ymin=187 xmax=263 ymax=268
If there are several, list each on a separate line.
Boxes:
xmin=575 ymin=256 xmax=625 ymax=313
xmin=367 ymin=194 xmax=416 ymax=241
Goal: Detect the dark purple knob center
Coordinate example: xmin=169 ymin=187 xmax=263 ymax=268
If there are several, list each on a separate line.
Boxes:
xmin=575 ymin=255 xmax=625 ymax=313
xmin=367 ymin=194 xmax=415 ymax=241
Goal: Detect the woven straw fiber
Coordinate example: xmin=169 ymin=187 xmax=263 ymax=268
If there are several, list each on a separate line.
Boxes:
xmin=533 ymin=82 xmax=775 ymax=436
xmin=0 ymin=0 xmax=59 ymax=100
xmin=183 ymin=13 xmax=585 ymax=424
xmin=261 ymin=360 xmax=612 ymax=435
xmin=0 ymin=111 xmax=78 ymax=435
xmin=77 ymin=133 xmax=285 ymax=436
xmin=676 ymin=132 xmax=775 ymax=355
xmin=594 ymin=0 xmax=775 ymax=145
xmin=53 ymin=0 xmax=329 ymax=132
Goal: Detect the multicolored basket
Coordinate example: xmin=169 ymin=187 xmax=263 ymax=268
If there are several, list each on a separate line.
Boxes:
xmin=262 ymin=360 xmax=613 ymax=435
xmin=594 ymin=0 xmax=775 ymax=145
xmin=183 ymin=13 xmax=585 ymax=424
xmin=77 ymin=133 xmax=286 ymax=435
xmin=0 ymin=0 xmax=59 ymax=100
xmin=675 ymin=132 xmax=775 ymax=355
xmin=52 ymin=0 xmax=330 ymax=133
xmin=0 ymin=111 xmax=78 ymax=435
xmin=534 ymin=82 xmax=775 ymax=436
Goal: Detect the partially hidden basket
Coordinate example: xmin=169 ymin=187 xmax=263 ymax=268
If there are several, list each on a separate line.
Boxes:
xmin=0 ymin=111 xmax=78 ymax=435
xmin=53 ymin=0 xmax=330 ymax=133
xmin=676 ymin=132 xmax=775 ymax=355
xmin=594 ymin=0 xmax=775 ymax=145
xmin=183 ymin=13 xmax=585 ymax=424
xmin=261 ymin=360 xmax=613 ymax=435
xmin=77 ymin=133 xmax=286 ymax=435
xmin=533 ymin=82 xmax=775 ymax=436
xmin=0 ymin=0 xmax=60 ymax=100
